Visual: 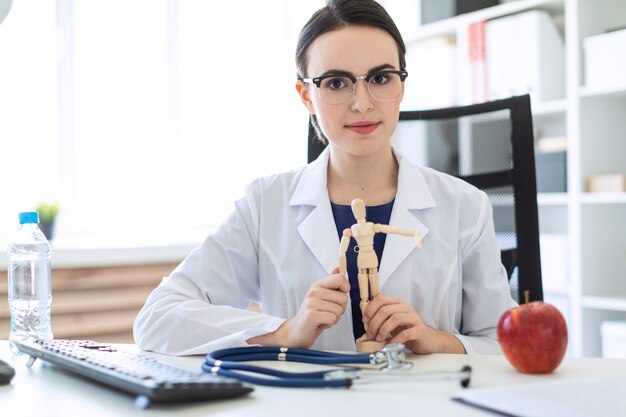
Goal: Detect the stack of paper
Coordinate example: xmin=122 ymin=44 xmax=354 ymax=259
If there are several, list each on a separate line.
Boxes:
xmin=454 ymin=376 xmax=626 ymax=417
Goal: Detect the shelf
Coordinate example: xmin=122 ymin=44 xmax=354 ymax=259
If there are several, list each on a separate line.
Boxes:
xmin=486 ymin=193 xmax=568 ymax=207
xmin=405 ymin=0 xmax=564 ymax=43
xmin=544 ymin=288 xmax=572 ymax=298
xmin=579 ymin=85 xmax=626 ymax=100
xmin=582 ymin=296 xmax=626 ymax=312
xmin=405 ymin=15 xmax=457 ymax=42
xmin=532 ymin=99 xmax=567 ymax=116
xmin=580 ymin=193 xmax=626 ymax=205
xmin=0 ymin=227 xmax=210 ymax=269
xmin=406 ymin=0 xmax=626 ymax=358
xmin=538 ymin=192 xmax=568 ymax=205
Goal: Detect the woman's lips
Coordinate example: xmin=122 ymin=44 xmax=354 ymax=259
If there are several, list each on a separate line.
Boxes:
xmin=346 ymin=121 xmax=380 ymax=135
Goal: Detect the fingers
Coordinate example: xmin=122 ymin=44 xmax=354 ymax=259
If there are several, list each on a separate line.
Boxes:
xmin=364 ymin=295 xmax=422 ymax=342
xmin=317 ymin=271 xmax=350 ymax=293
xmin=388 ymin=326 xmax=419 ymax=345
xmin=302 ymin=297 xmax=347 ymax=323
xmin=360 ymin=293 xmax=465 ymax=355
xmin=375 ymin=312 xmax=419 ymax=342
xmin=294 ymin=305 xmax=343 ymax=332
xmin=362 ymin=294 xmax=404 ymax=326
xmin=308 ymin=283 xmax=349 ymax=308
xmin=287 ymin=277 xmax=348 ymax=345
xmin=276 ymin=270 xmax=350 ymax=348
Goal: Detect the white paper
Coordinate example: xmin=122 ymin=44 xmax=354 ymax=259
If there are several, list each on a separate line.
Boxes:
xmin=454 ymin=376 xmax=626 ymax=417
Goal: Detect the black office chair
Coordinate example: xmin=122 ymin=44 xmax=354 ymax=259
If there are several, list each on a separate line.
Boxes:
xmin=307 ymin=94 xmax=543 ymax=304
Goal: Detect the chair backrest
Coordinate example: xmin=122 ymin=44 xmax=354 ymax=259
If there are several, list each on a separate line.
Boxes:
xmin=307 ymin=95 xmax=543 ymax=304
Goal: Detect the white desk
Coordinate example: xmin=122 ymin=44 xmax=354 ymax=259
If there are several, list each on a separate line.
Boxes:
xmin=1 ymin=340 xmax=626 ymax=417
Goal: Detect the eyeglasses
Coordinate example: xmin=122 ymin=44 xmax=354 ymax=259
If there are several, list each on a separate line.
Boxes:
xmin=299 ymin=70 xmax=408 ymax=105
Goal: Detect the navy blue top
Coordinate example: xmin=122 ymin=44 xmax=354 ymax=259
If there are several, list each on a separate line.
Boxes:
xmin=330 ymin=200 xmax=395 ymax=340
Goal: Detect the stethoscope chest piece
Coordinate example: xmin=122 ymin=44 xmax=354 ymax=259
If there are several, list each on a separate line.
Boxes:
xmin=376 ymin=343 xmax=413 ymax=371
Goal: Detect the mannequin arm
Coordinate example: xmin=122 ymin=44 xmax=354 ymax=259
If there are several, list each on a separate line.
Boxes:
xmin=339 ymin=229 xmax=352 ymax=275
xmin=374 ymin=224 xmax=422 ymax=248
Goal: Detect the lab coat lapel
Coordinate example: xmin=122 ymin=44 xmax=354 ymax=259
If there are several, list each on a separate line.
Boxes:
xmin=378 ymin=150 xmax=435 ymax=288
xmin=290 ymin=148 xmax=339 ymax=275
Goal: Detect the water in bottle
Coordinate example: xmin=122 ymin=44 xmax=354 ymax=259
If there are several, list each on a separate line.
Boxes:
xmin=7 ymin=211 xmax=53 ymax=355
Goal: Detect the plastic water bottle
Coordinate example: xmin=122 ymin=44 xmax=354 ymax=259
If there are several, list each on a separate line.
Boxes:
xmin=7 ymin=211 xmax=53 ymax=355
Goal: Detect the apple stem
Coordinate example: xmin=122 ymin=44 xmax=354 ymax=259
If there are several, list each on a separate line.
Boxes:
xmin=524 ymin=290 xmax=530 ymax=305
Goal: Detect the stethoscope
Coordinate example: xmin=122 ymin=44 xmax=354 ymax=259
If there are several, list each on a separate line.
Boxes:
xmin=202 ymin=343 xmax=471 ymax=389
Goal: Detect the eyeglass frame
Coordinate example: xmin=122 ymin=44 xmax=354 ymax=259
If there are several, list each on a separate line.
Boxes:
xmin=298 ymin=69 xmax=408 ymax=104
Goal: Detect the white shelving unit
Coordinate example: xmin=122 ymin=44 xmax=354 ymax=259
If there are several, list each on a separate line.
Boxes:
xmin=384 ymin=0 xmax=626 ymax=356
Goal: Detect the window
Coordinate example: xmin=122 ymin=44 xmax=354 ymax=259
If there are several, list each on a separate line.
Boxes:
xmin=0 ymin=2 xmax=58 ymax=237
xmin=0 ymin=1 xmax=319 ymax=244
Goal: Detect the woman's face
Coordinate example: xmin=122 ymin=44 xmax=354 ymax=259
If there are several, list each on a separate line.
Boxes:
xmin=296 ymin=26 xmax=404 ymax=159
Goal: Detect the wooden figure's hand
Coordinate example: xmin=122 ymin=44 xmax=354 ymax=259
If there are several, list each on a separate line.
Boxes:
xmin=362 ymin=294 xmax=466 ymax=354
xmin=339 ymin=231 xmax=351 ymax=276
xmin=275 ymin=267 xmax=350 ymax=348
xmin=414 ymin=231 xmax=422 ymax=248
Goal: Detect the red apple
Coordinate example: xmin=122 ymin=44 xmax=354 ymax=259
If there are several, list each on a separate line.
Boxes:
xmin=497 ymin=297 xmax=568 ymax=374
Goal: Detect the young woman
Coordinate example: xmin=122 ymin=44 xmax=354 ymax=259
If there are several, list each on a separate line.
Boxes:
xmin=133 ymin=0 xmax=516 ymax=356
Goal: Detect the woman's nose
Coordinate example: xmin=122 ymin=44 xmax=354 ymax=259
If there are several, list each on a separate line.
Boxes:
xmin=350 ymin=79 xmax=374 ymax=113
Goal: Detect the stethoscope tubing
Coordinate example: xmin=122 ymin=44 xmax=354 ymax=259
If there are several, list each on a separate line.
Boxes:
xmin=203 ymin=346 xmax=373 ymax=388
xmin=203 ymin=345 xmax=472 ymax=389
xmin=201 ymin=363 xmax=352 ymax=388
xmin=204 ymin=358 xmax=344 ymax=379
xmin=208 ymin=346 xmax=373 ymax=364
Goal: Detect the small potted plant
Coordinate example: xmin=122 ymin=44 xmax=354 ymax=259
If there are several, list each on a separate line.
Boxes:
xmin=36 ymin=201 xmax=60 ymax=241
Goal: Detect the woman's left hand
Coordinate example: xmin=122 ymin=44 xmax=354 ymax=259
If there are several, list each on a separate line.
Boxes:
xmin=362 ymin=294 xmax=466 ymax=354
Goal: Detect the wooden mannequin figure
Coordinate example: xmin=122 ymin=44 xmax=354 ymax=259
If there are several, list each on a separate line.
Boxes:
xmin=339 ymin=198 xmax=422 ymax=353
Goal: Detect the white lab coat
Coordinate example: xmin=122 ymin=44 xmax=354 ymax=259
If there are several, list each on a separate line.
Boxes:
xmin=134 ymin=147 xmax=517 ymax=355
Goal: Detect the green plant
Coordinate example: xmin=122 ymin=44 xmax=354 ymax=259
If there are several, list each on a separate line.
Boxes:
xmin=36 ymin=201 xmax=60 ymax=223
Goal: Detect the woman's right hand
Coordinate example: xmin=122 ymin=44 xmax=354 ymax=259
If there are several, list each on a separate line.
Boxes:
xmin=248 ymin=267 xmax=349 ymax=348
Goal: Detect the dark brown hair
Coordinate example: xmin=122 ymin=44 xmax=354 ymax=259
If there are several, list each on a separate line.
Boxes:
xmin=296 ymin=0 xmax=407 ymax=144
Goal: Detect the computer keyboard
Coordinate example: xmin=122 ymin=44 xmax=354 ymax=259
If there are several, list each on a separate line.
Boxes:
xmin=14 ymin=339 xmax=253 ymax=408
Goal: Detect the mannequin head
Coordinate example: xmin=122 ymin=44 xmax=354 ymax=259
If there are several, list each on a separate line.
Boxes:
xmin=351 ymin=198 xmax=367 ymax=223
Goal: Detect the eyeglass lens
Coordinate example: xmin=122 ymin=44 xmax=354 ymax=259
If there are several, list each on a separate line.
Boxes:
xmin=318 ymin=72 xmax=403 ymax=105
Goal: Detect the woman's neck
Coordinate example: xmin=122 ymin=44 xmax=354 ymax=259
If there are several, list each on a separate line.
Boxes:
xmin=327 ymin=146 xmax=398 ymax=206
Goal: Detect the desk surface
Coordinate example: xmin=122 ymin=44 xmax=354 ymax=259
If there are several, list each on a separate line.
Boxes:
xmin=1 ymin=341 xmax=626 ymax=417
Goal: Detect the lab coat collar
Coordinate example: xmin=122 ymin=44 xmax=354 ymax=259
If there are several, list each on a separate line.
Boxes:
xmin=291 ymin=147 xmax=339 ymax=274
xmin=290 ymin=146 xmax=330 ymax=207
xmin=378 ymin=150 xmax=433 ymax=286
xmin=290 ymin=146 xmax=435 ymax=284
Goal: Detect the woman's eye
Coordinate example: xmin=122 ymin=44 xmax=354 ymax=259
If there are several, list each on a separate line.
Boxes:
xmin=324 ymin=77 xmax=349 ymax=90
xmin=370 ymin=73 xmax=389 ymax=85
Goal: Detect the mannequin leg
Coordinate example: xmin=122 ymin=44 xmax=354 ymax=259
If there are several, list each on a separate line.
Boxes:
xmin=356 ymin=269 xmax=384 ymax=353
xmin=357 ymin=271 xmax=369 ymax=331
xmin=369 ymin=268 xmax=380 ymax=297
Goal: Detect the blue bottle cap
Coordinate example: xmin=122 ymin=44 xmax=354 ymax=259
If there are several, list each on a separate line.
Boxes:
xmin=18 ymin=211 xmax=39 ymax=224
